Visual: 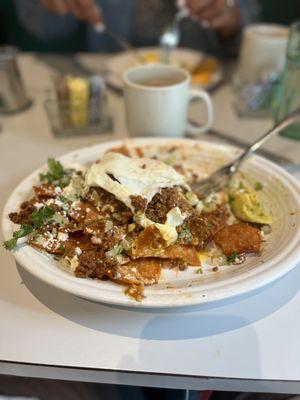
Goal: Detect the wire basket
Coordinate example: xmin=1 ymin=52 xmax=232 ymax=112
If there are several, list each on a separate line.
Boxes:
xmin=44 ymin=94 xmax=113 ymax=137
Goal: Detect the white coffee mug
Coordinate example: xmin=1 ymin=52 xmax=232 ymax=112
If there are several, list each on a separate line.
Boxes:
xmin=124 ymin=64 xmax=213 ymax=137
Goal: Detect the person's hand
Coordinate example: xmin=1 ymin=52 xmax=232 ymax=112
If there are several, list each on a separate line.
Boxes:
xmin=40 ymin=0 xmax=102 ymax=25
xmin=184 ymin=0 xmax=241 ymax=38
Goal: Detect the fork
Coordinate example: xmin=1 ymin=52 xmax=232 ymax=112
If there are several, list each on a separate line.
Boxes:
xmin=159 ymin=8 xmax=189 ymax=64
xmin=191 ymin=108 xmax=300 ymax=198
xmin=94 ymin=23 xmax=145 ymax=64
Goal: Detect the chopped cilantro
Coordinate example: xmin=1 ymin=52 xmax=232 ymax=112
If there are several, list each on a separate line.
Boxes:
xmin=254 ymin=181 xmax=263 ymax=191
xmin=58 ymin=244 xmax=66 ymax=252
xmin=228 ymin=194 xmax=235 ymax=204
xmin=39 ymin=158 xmax=74 ymax=188
xmin=106 ymin=243 xmax=124 ymax=259
xmin=178 ymin=226 xmax=193 ymax=243
xmin=58 ymin=195 xmax=68 ymax=203
xmin=3 ymin=206 xmax=55 ymax=250
xmin=239 ymin=182 xmax=245 ymax=190
xmin=3 ymin=224 xmax=33 ymax=250
xmin=196 ymin=268 xmax=203 ymax=274
xmin=32 ymin=206 xmax=55 ymax=227
xmin=227 ymin=251 xmax=238 ymax=264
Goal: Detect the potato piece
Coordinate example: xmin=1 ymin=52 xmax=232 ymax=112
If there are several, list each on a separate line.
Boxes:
xmin=214 ymin=223 xmax=262 ymax=256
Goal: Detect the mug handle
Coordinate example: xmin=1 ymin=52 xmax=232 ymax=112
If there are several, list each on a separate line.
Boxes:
xmin=186 ymin=89 xmax=213 ymax=135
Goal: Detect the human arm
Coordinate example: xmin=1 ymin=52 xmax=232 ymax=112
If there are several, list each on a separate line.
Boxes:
xmin=179 ymin=0 xmax=262 ymax=56
xmin=14 ymin=0 xmax=78 ymax=41
xmin=39 ymin=0 xmax=102 ymax=25
xmin=184 ymin=0 xmax=261 ymax=38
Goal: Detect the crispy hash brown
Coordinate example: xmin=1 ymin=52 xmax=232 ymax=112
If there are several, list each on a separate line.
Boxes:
xmin=4 ymin=144 xmax=270 ymax=301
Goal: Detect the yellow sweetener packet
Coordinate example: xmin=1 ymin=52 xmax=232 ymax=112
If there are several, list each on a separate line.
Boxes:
xmin=67 ymin=77 xmax=89 ymax=127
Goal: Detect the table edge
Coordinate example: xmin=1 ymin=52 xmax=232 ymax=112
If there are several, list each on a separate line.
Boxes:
xmin=0 ymin=360 xmax=300 ymax=394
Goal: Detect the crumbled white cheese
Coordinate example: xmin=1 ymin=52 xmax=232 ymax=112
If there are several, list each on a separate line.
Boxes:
xmin=34 ymin=202 xmax=44 ymax=210
xmin=53 ymin=199 xmax=65 ymax=208
xmin=105 ymin=220 xmax=113 ymax=232
xmin=195 ymin=200 xmax=204 ymax=213
xmin=55 ymin=186 xmax=62 ymax=195
xmin=58 ymin=232 xmax=68 ymax=242
xmin=91 ymin=235 xmax=102 ymax=244
xmin=75 ymin=247 xmax=82 ymax=256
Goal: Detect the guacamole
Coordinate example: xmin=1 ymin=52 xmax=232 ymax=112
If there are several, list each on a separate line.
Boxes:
xmin=229 ymin=188 xmax=272 ymax=225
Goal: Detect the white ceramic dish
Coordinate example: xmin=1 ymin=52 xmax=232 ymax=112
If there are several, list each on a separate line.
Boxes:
xmin=104 ymin=47 xmax=223 ymax=91
xmin=2 ymin=138 xmax=300 ymax=308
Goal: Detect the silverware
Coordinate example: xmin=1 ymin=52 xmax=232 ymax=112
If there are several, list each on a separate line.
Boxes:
xmin=207 ymin=128 xmax=293 ymax=166
xmin=187 ymin=120 xmax=293 ymax=165
xmin=159 ymin=8 xmax=188 ymax=63
xmin=94 ymin=23 xmax=144 ymax=64
xmin=0 ymin=46 xmax=32 ymax=114
xmin=191 ymin=108 xmax=300 ymax=197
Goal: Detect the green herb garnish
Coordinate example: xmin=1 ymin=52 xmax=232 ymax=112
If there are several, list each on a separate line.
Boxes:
xmin=3 ymin=224 xmax=34 ymax=250
xmin=58 ymin=244 xmax=66 ymax=252
xmin=32 ymin=206 xmax=55 ymax=227
xmin=58 ymin=195 xmax=68 ymax=203
xmin=228 ymin=194 xmax=235 ymax=204
xmin=106 ymin=243 xmax=124 ymax=259
xmin=178 ymin=226 xmax=193 ymax=243
xmin=3 ymin=206 xmax=55 ymax=250
xmin=227 ymin=251 xmax=238 ymax=264
xmin=39 ymin=158 xmax=74 ymax=188
xmin=196 ymin=268 xmax=203 ymax=274
xmin=254 ymin=181 xmax=263 ymax=191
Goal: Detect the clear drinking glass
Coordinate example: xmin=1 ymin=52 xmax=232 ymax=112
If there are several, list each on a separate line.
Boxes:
xmin=272 ymin=21 xmax=300 ymax=140
xmin=233 ymin=24 xmax=289 ymax=118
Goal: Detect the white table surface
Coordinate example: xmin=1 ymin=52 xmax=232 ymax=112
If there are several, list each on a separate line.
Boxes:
xmin=0 ymin=54 xmax=300 ymax=393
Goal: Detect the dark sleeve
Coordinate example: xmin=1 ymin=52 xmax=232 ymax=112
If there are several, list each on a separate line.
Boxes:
xmin=236 ymin=0 xmax=262 ymax=26
xmin=215 ymin=0 xmax=262 ymax=57
xmin=14 ymin=0 xmax=79 ymax=42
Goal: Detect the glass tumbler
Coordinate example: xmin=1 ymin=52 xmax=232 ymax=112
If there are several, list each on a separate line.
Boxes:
xmin=272 ymin=21 xmax=300 ymax=140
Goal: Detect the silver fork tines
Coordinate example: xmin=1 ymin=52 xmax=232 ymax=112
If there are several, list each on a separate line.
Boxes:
xmin=159 ymin=9 xmax=188 ymax=64
xmin=191 ymin=108 xmax=300 ymax=198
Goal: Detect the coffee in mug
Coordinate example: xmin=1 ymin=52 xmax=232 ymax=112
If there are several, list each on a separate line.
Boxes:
xmin=124 ymin=64 xmax=213 ymax=137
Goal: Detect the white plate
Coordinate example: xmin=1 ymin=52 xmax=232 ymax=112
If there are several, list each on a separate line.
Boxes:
xmin=2 ymin=138 xmax=300 ymax=308
xmin=103 ymin=47 xmax=223 ymax=91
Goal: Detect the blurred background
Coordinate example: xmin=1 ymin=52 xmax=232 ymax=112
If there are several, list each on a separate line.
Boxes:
xmin=0 ymin=0 xmax=298 ymax=54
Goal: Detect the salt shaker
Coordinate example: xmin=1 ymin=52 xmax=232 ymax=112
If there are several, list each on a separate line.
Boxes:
xmin=0 ymin=47 xmax=31 ymax=114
